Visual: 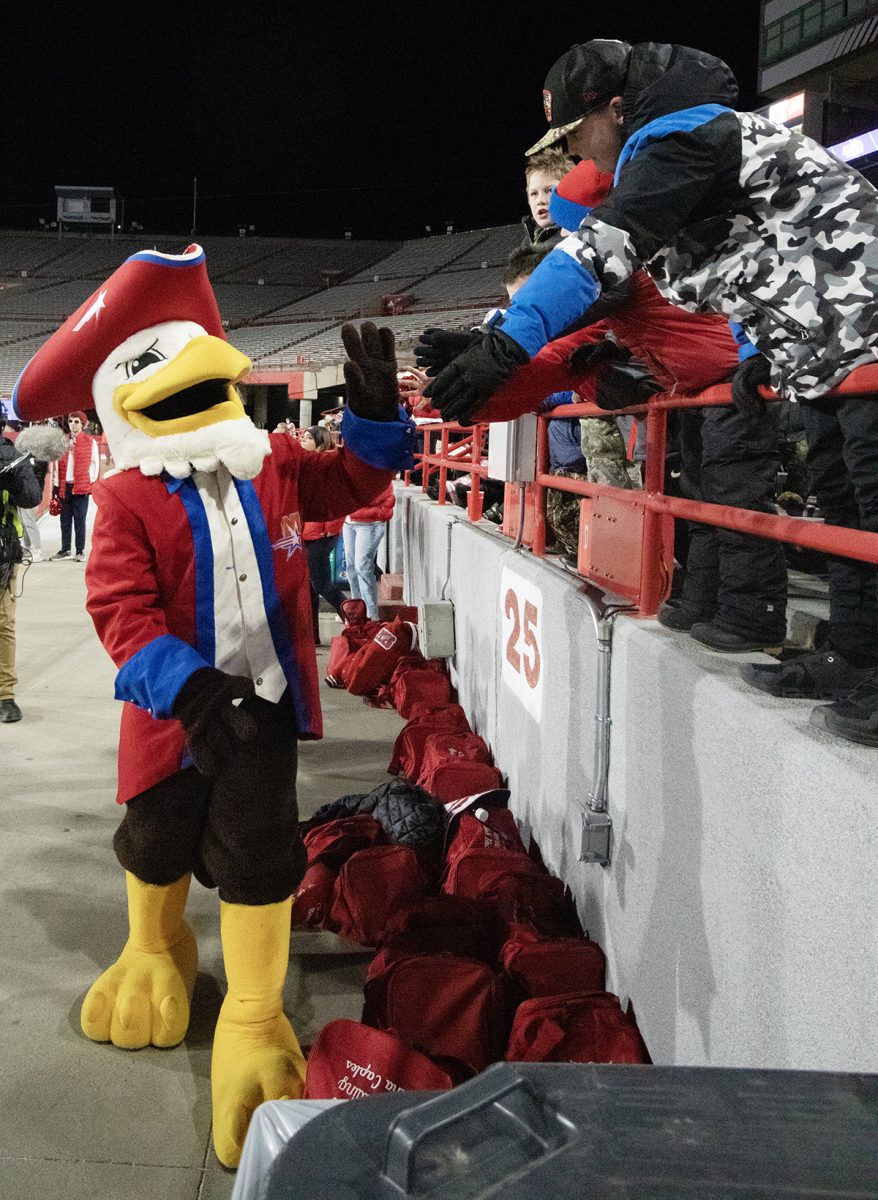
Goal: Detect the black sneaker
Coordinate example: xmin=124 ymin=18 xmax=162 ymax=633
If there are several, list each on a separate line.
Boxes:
xmin=809 ymin=674 xmax=878 ymax=746
xmin=0 ymin=699 xmax=22 ymax=723
xmin=658 ymin=603 xmax=715 ymax=633
xmin=51 ymin=550 xmax=71 ymax=560
xmin=690 ymin=621 xmax=784 ymax=654
xmin=740 ymin=648 xmax=874 ymax=699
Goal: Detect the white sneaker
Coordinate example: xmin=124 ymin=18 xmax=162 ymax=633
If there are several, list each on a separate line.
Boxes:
xmin=28 ymin=550 xmax=44 ymax=562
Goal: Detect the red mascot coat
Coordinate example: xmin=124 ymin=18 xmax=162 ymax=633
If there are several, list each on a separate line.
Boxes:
xmin=86 ymin=431 xmax=400 ymax=804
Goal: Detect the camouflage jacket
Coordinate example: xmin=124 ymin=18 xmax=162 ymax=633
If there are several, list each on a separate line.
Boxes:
xmin=497 ymin=43 xmax=878 ymax=403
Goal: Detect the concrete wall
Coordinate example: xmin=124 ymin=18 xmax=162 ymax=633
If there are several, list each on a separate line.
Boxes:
xmin=395 ymin=484 xmax=878 ymax=1074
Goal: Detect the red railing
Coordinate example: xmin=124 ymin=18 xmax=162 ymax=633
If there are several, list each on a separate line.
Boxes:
xmin=410 ymin=367 xmax=878 ymax=616
xmin=405 ymin=421 xmax=491 ymax=523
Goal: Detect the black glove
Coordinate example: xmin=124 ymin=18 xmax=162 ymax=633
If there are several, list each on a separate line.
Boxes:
xmin=593 ymin=360 xmax=662 ymax=411
xmin=341 ymin=321 xmax=399 ymax=422
xmin=567 ymin=337 xmax=627 ymax=376
xmin=52 ymin=485 xmax=60 ymax=499
xmin=423 ymin=329 xmax=530 ymax=425
xmin=172 ymin=667 xmax=257 ymax=777
xmin=414 ymin=328 xmax=481 ymax=377
xmin=731 ymin=353 xmax=773 ymax=419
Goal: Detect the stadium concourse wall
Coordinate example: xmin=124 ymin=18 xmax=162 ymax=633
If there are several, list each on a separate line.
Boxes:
xmin=390 ymin=480 xmax=878 ymax=1075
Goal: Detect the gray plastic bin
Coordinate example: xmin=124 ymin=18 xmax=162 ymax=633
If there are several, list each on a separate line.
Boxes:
xmin=259 ymin=1061 xmax=877 ymax=1199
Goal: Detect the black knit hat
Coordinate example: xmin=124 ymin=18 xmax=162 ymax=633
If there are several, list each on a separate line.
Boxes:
xmin=527 ymin=40 xmax=631 ymax=156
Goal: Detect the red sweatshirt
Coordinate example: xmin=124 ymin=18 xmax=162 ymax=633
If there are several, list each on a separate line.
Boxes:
xmin=476 ymin=271 xmax=739 ymax=423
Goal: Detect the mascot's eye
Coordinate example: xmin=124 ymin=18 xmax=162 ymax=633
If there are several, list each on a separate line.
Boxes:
xmin=121 ymin=342 xmax=167 ymax=378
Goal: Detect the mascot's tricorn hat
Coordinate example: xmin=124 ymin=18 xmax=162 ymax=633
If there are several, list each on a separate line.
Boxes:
xmin=13 ymin=245 xmax=225 ymax=421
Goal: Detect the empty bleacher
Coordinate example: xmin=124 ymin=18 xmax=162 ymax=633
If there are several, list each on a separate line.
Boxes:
xmin=0 ymin=225 xmax=522 ymax=391
xmin=218 ymin=238 xmax=402 ymax=286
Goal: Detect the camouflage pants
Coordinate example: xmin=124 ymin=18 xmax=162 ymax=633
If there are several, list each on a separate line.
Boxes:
xmin=546 ymin=469 xmax=587 ymax=558
xmin=547 ymin=422 xmax=642 ymax=557
xmin=580 ymin=418 xmax=642 ymax=489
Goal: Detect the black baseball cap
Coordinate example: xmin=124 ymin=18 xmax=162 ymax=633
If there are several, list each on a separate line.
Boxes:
xmin=526 ymin=39 xmax=632 ymax=156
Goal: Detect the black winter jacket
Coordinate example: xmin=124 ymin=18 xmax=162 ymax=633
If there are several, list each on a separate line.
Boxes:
xmin=497 ymin=42 xmax=878 ymax=403
xmin=0 ymin=437 xmax=42 ymax=512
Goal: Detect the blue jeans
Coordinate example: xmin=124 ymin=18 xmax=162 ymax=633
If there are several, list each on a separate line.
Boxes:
xmin=60 ymin=485 xmax=89 ymax=555
xmin=342 ymin=521 xmax=385 ymax=620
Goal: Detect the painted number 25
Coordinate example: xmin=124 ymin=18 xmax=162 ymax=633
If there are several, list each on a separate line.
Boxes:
xmin=504 ymin=589 xmax=541 ymax=689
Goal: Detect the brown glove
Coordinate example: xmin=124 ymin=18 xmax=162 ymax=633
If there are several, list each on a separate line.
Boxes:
xmin=172 ymin=668 xmax=257 ymax=777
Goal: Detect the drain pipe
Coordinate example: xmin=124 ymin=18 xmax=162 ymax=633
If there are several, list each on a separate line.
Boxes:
xmin=512 ymin=482 xmax=527 ymax=551
xmin=577 ymin=582 xmax=631 ymax=867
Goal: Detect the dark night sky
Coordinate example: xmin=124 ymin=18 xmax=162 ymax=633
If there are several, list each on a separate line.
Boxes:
xmin=3 ymin=2 xmax=762 ymax=241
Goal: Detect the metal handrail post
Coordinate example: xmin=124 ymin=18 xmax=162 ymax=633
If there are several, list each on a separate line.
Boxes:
xmin=438 ymin=426 xmax=449 ymax=505
xmin=638 ymin=400 xmax=669 ymax=616
xmin=532 ymin=413 xmax=549 ymax=557
xmin=467 ymin=425 xmax=485 ymax=521
xmin=421 ymin=429 xmax=432 ymax=494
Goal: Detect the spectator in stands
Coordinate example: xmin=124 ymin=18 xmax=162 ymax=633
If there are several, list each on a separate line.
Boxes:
xmin=505 ymin=245 xmax=640 ymax=491
xmin=343 ymin=484 xmax=395 ymax=621
xmin=301 ymin=426 xmax=349 ymax=644
xmin=521 ymin=148 xmax=573 ymax=249
xmin=51 ymin=411 xmax=99 ymax=562
xmin=425 ymin=42 xmax=878 ymax=725
xmin=420 ymin=159 xmax=789 ymax=652
xmin=0 ymin=409 xmax=42 ymax=722
xmin=504 ymin=248 xmax=587 ymax=558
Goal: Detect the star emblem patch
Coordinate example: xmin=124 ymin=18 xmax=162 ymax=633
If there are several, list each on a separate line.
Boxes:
xmin=272 ymin=512 xmax=303 ymax=559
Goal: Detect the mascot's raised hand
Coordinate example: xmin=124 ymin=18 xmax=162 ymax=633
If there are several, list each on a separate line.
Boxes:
xmin=341 ymin=321 xmax=401 ymax=422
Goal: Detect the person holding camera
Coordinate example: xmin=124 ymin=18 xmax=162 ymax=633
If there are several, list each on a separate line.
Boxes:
xmin=0 ymin=411 xmax=43 ymax=723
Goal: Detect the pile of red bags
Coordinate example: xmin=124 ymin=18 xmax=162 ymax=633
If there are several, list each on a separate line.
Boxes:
xmin=299 ymin=799 xmax=649 ymax=1098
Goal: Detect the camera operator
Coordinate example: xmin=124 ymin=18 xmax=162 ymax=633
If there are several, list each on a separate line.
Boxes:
xmin=0 ymin=407 xmax=43 ymax=723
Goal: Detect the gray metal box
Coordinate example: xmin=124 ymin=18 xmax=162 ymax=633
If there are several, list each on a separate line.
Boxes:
xmin=418 ymin=599 xmax=456 ymax=659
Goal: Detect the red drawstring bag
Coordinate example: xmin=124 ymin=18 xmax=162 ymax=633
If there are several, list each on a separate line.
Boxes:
xmin=329 ymin=845 xmax=428 ymax=946
xmin=415 ymin=732 xmax=492 ymax=787
xmin=291 ymin=861 xmax=337 ymax=929
xmin=363 ymin=953 xmax=507 ymax=1083
xmin=304 ymin=1019 xmax=452 ymax=1099
xmin=442 ymin=846 xmax=540 ymax=899
xmin=478 ymin=866 xmax=583 ymax=936
xmin=393 ymin=670 xmax=453 ymax=719
xmin=324 ymin=623 xmax=379 ymax=688
xmin=419 ymin=759 xmax=503 ymax=803
xmin=499 ymin=925 xmax=606 ymax=999
xmin=388 ymin=705 xmax=471 ymax=778
xmin=302 ymin=813 xmax=385 ymax=869
xmin=444 ymin=808 xmax=526 ymax=859
xmin=388 ymin=653 xmax=446 ymax=691
xmin=340 ymin=597 xmax=368 ymax=626
xmin=344 ymin=620 xmax=419 ymax=696
xmin=374 ymin=894 xmax=506 ymax=964
xmin=506 ymin=991 xmax=648 ymax=1064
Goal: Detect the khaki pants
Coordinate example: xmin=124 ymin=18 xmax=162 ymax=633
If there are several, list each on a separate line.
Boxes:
xmin=0 ymin=566 xmax=18 ymax=700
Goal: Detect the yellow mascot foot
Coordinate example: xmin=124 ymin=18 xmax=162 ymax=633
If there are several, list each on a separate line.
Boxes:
xmin=211 ymin=1001 xmax=306 ymax=1168
xmin=81 ymin=873 xmax=198 ymax=1050
xmin=211 ymin=897 xmax=306 ymax=1169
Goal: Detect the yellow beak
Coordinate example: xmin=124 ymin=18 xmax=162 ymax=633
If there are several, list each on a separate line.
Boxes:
xmin=113 ymin=336 xmax=252 ymax=438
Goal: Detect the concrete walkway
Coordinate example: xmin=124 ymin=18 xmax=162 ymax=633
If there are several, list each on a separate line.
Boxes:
xmin=1 ymin=510 xmax=404 ymax=1199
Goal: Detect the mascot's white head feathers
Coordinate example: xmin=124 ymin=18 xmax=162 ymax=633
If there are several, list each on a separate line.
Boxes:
xmin=92 ymin=319 xmax=270 ymax=479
